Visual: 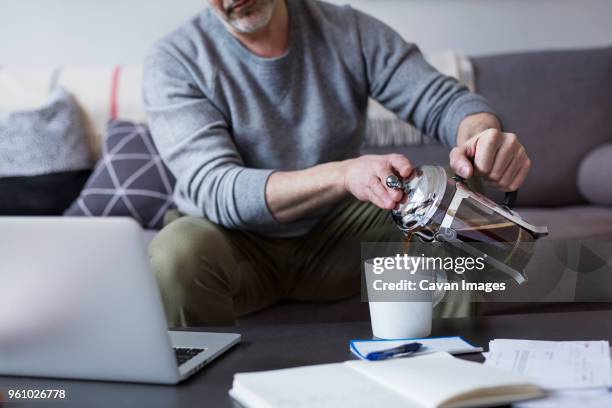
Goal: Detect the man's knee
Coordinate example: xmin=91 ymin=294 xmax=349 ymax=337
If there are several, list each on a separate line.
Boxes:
xmin=148 ymin=216 xmax=237 ymax=326
xmin=149 ymin=217 xmax=240 ymax=301
xmin=150 ymin=217 xmax=208 ymax=282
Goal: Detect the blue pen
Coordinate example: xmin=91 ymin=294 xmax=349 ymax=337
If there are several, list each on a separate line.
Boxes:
xmin=365 ymin=342 xmax=423 ymax=361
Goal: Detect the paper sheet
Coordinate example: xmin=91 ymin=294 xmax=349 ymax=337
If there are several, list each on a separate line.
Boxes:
xmin=350 ymin=336 xmax=483 ymax=360
xmin=516 ymin=389 xmax=612 ymax=408
xmin=484 ymin=339 xmax=612 ymax=390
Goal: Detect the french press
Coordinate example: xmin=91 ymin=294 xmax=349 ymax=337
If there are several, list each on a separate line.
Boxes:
xmin=386 ymin=165 xmax=549 ymax=284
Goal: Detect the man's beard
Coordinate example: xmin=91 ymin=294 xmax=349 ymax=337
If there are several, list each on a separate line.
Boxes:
xmin=219 ymin=0 xmax=277 ymax=34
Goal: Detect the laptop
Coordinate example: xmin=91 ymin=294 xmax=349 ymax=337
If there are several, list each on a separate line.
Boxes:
xmin=0 ymin=217 xmax=240 ymax=384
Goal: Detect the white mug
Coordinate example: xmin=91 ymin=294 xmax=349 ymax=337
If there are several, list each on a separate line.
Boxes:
xmin=365 ymin=257 xmax=446 ymax=339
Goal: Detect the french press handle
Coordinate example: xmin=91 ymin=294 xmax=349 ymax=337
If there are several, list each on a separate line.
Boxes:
xmin=452 ymin=174 xmax=518 ymax=210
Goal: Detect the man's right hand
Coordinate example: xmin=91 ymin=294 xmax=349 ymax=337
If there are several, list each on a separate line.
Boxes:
xmin=342 ymin=154 xmax=414 ymax=210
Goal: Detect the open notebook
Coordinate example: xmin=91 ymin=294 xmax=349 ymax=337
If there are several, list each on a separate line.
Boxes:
xmin=230 ymin=352 xmax=545 ymax=408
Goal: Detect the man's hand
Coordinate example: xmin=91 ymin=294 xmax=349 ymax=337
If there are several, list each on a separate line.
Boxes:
xmin=343 ymin=154 xmax=414 ymax=210
xmin=451 ymin=114 xmax=531 ymax=192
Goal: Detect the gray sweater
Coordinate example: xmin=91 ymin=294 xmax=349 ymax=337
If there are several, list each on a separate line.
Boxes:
xmin=143 ymin=0 xmax=495 ymax=238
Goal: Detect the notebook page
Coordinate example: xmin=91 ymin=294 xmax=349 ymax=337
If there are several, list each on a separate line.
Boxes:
xmin=346 ymin=352 xmax=538 ymax=408
xmin=230 ymin=362 xmax=422 ymax=408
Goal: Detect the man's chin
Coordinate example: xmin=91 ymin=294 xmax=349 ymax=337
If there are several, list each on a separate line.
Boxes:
xmin=226 ymin=0 xmax=275 ymax=34
xmin=229 ymin=17 xmax=271 ymax=34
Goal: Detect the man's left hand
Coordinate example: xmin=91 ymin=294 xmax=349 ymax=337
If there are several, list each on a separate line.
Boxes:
xmin=450 ymin=128 xmax=531 ymax=192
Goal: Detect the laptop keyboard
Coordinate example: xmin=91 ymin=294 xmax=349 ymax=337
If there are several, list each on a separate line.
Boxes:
xmin=173 ymin=347 xmax=205 ymax=366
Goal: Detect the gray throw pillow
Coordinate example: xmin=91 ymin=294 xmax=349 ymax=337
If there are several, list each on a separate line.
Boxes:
xmin=578 ymin=144 xmax=612 ymax=205
xmin=0 ymin=87 xmax=91 ymax=177
xmin=64 ymin=120 xmax=175 ymax=229
xmin=0 ymin=86 xmax=92 ymax=215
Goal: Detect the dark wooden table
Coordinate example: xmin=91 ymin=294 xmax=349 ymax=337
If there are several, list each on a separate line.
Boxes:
xmin=2 ymin=310 xmax=612 ymax=407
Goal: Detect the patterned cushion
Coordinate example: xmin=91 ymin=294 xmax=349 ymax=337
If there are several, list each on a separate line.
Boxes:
xmin=65 ymin=120 xmax=175 ymax=229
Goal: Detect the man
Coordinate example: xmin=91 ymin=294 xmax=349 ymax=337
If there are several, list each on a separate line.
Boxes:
xmin=143 ymin=0 xmax=531 ymax=327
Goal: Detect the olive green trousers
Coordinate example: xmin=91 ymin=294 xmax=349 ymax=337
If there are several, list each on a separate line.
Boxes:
xmin=149 ymin=194 xmax=476 ymax=328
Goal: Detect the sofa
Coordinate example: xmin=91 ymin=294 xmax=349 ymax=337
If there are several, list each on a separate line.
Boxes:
xmin=2 ymin=46 xmax=611 ymax=326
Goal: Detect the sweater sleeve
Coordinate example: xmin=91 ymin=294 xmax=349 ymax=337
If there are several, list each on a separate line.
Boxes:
xmin=353 ymin=9 xmax=497 ymax=147
xmin=142 ymin=44 xmax=277 ymax=230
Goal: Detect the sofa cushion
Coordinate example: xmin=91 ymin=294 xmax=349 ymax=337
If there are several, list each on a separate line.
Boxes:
xmin=64 ymin=120 xmax=175 ymax=229
xmin=0 ymin=86 xmax=93 ymax=215
xmin=473 ymin=46 xmax=612 ymax=207
xmin=0 ymin=171 xmax=91 ymax=216
xmin=0 ymin=86 xmax=91 ymax=177
xmin=578 ymin=144 xmax=612 ymax=205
